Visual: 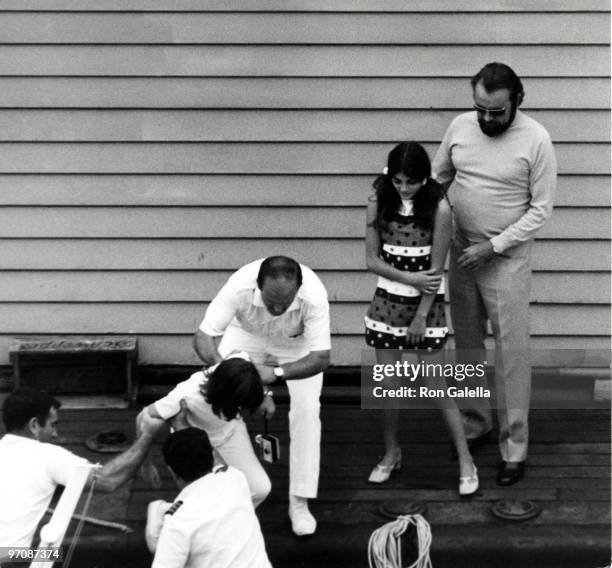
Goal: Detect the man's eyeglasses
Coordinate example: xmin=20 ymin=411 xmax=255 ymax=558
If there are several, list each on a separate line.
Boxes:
xmin=473 ymin=103 xmax=507 ymax=117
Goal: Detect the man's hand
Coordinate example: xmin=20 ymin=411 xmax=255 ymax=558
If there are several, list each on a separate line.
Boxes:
xmin=136 ymin=407 xmax=165 ymax=439
xmin=408 ymin=269 xmax=442 ymax=294
xmin=263 ymin=353 xmax=279 ymax=366
xmin=258 ymin=395 xmax=276 ymax=419
xmin=170 ymin=399 xmax=191 ymax=431
xmin=406 ymin=313 xmax=427 ymax=344
xmin=255 ymin=364 xmax=277 ymax=385
xmin=457 ymin=241 xmax=496 ymax=271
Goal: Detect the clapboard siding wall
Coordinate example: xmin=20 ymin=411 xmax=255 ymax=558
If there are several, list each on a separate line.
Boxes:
xmin=0 ymin=1 xmax=609 ymax=366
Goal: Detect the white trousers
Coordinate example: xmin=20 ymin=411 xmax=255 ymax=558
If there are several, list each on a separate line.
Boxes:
xmin=219 ymin=323 xmax=322 ymax=498
xmin=449 ymin=240 xmax=532 ymax=462
xmin=212 ymin=420 xmax=271 ymax=507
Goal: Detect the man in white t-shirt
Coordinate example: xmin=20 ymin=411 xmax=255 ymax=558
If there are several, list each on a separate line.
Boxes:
xmin=151 ymin=427 xmax=272 ymax=568
xmin=194 ymin=256 xmax=331 ymax=536
xmin=0 ymin=386 xmax=163 ymax=556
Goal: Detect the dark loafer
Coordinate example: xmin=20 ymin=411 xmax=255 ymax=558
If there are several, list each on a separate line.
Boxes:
xmin=448 ymin=430 xmax=492 ymax=461
xmin=497 ymin=461 xmax=526 ymax=486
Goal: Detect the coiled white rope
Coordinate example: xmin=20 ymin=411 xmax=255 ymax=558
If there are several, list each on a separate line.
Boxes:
xmin=368 ymin=514 xmax=433 ymax=568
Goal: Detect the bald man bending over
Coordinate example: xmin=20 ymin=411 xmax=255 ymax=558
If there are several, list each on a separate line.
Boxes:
xmin=194 ymin=256 xmax=331 ymax=536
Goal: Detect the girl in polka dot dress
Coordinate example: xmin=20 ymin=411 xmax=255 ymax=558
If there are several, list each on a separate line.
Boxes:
xmin=364 ymin=141 xmax=477 ymax=496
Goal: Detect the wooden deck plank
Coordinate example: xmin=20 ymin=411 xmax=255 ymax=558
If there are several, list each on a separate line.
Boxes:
xmin=124 ymin=500 xmax=611 ymax=526
xmin=128 ymin=475 xmax=610 ymax=491
xmin=2 ymin=402 xmax=607 ymax=566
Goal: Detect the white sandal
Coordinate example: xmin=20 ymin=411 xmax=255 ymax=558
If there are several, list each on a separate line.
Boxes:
xmin=459 ymin=463 xmax=479 ymax=497
xmin=368 ymin=449 xmax=402 ymax=484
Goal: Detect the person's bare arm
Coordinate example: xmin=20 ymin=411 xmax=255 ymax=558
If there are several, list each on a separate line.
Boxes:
xmin=92 ymin=410 xmax=164 ymax=493
xmin=405 ymin=198 xmax=452 ymax=344
xmin=256 ymin=350 xmax=330 ymax=385
xmin=193 ymin=329 xmax=223 ymax=366
xmin=365 ymin=199 xmax=442 ymax=294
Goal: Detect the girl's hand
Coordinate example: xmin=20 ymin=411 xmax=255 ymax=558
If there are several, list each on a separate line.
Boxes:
xmin=255 ymin=364 xmax=277 ymax=385
xmin=406 ymin=314 xmax=427 ymax=345
xmin=406 ymin=269 xmax=442 ymax=294
xmin=258 ymin=395 xmax=276 ymax=419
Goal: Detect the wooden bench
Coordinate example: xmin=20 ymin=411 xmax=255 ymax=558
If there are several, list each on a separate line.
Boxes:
xmin=9 ymin=336 xmax=139 ymax=406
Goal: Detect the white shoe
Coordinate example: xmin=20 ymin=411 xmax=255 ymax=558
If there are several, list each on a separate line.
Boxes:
xmin=368 ymin=449 xmax=402 ymax=484
xmin=289 ymin=495 xmax=317 ymax=536
xmin=459 ymin=463 xmax=479 ymax=497
xmin=145 ymin=500 xmax=172 ymax=553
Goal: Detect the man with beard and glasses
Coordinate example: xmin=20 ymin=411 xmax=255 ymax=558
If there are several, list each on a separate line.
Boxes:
xmin=432 ymin=62 xmax=557 ymax=487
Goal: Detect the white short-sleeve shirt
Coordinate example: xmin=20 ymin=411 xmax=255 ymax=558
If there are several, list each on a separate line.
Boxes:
xmin=0 ymin=434 xmax=89 ymax=548
xmin=199 ymin=259 xmax=331 ymax=353
xmin=152 ymin=466 xmax=272 ymax=568
xmin=153 ymin=371 xmax=239 ymax=447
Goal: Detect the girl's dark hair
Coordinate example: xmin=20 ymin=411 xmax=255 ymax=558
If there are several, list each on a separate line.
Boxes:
xmin=202 ymin=358 xmax=263 ymax=420
xmin=372 ymin=141 xmax=444 ymax=231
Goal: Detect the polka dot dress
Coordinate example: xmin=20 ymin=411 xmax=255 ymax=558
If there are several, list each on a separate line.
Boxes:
xmin=365 ymin=199 xmax=448 ymax=351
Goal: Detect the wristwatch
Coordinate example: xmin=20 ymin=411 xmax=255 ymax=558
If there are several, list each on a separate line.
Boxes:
xmin=263 ymin=389 xmax=274 ymax=398
xmin=273 ymin=366 xmax=285 ymax=380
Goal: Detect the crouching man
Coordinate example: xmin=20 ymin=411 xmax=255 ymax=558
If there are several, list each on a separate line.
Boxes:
xmin=194 ymin=256 xmax=331 ymax=535
xmin=149 ymin=427 xmax=272 ymax=568
xmin=0 ymin=386 xmax=164 ymax=557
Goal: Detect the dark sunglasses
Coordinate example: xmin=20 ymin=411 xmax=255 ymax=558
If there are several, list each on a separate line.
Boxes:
xmin=473 ymin=103 xmax=507 ymax=117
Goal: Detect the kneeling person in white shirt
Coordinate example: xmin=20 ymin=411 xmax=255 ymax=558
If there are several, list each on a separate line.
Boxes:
xmin=151 ymin=428 xmax=272 ymax=568
xmin=140 ymin=355 xmax=273 ymax=508
xmin=0 ymin=386 xmax=164 ymax=555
